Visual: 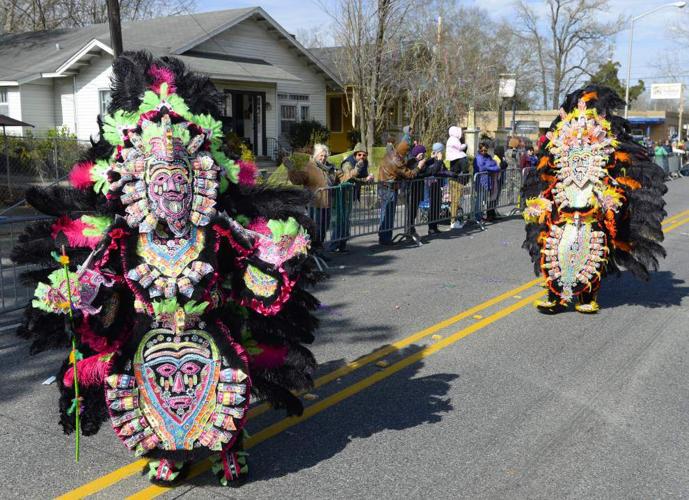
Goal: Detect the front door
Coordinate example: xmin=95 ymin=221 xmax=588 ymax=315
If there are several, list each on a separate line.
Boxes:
xmin=221 ymin=90 xmax=266 ymax=157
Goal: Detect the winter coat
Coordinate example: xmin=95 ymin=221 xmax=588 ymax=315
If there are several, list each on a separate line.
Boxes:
xmin=474 ymin=153 xmax=500 ymax=190
xmin=418 ymin=157 xmax=455 ymax=179
xmin=287 ymin=159 xmax=338 ymax=208
xmin=446 ymin=126 xmax=467 ymax=162
xmin=378 ymin=151 xmax=419 ymax=182
xmin=519 ymin=153 xmax=537 ymax=169
xmin=341 ymin=154 xmax=369 ymax=181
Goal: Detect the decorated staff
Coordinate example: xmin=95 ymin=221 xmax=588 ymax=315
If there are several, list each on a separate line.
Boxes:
xmin=522 ymin=86 xmax=667 ymax=313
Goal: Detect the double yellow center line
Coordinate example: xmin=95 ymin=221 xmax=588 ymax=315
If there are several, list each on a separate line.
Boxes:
xmin=58 ymin=209 xmax=689 ymax=499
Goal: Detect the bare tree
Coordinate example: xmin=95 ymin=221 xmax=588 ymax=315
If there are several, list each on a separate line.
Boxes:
xmin=396 ymin=3 xmax=537 ymax=145
xmin=1 ymin=0 xmax=196 ymax=34
xmin=514 ymin=0 xmax=620 ymax=109
xmin=324 ymin=0 xmax=411 ymax=155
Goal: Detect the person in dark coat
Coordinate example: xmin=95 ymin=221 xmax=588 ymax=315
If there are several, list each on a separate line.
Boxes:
xmin=418 ymin=142 xmax=455 ymax=234
xmin=473 ymin=142 xmax=501 ymax=222
xmin=488 ymin=145 xmax=508 ymax=221
xmin=404 ymin=144 xmax=428 ymax=238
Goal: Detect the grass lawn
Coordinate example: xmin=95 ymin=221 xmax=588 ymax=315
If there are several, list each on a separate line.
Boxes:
xmin=266 ymin=147 xmax=389 ymax=186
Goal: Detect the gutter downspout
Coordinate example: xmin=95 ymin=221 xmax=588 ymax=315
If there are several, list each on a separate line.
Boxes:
xmin=72 ymin=74 xmax=78 ymax=137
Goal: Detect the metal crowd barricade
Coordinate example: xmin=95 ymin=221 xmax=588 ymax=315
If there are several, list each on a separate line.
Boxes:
xmin=308 ymin=169 xmax=531 ymax=249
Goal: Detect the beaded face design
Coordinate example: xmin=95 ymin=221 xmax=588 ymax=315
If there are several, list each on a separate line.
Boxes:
xmin=146 ymin=160 xmax=193 ymax=237
xmin=136 ymin=329 xmax=218 ymax=433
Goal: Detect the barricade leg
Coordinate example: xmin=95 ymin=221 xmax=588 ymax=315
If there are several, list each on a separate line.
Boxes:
xmin=472 ymin=179 xmax=486 ymax=231
xmin=428 ymin=180 xmax=442 ymax=232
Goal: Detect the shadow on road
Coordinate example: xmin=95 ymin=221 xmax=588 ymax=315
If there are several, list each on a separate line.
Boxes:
xmin=600 ymin=270 xmax=689 ymax=309
xmin=190 ymin=346 xmax=457 ymax=487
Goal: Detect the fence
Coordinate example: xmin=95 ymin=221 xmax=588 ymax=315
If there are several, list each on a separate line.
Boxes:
xmin=0 ymin=134 xmax=92 ymax=208
xmin=309 ymin=168 xmax=527 ymax=249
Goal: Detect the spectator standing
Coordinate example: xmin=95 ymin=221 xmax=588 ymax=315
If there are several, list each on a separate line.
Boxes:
xmin=385 ymin=136 xmax=395 ymax=155
xmin=377 ymin=141 xmax=421 ymax=245
xmin=328 ymin=143 xmax=374 ymax=253
xmin=420 ymin=142 xmax=455 ymax=234
xmin=404 ymin=144 xmax=428 ymax=239
xmin=286 ymin=143 xmax=336 ymax=247
xmin=519 ymin=145 xmax=537 ymax=170
xmin=446 ymin=126 xmax=468 ymax=229
xmin=655 ymin=141 xmax=669 ymax=175
xmin=473 ymin=142 xmax=501 ymax=223
xmin=489 ymin=145 xmax=508 ymax=221
xmin=401 ymin=125 xmax=414 ymax=146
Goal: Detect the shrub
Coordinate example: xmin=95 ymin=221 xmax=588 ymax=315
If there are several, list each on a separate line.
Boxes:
xmin=288 ymin=120 xmax=330 ymax=150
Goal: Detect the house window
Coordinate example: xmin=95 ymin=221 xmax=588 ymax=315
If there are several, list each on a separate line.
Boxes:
xmin=329 ymin=96 xmax=343 ymax=132
xmin=99 ymin=90 xmax=111 ymax=116
xmin=300 ymin=105 xmax=309 ymax=121
xmin=281 ymin=104 xmax=297 ymax=136
xmin=0 ymin=88 xmax=9 ymax=115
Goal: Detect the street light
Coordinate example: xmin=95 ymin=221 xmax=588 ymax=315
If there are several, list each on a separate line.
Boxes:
xmin=624 ymin=1 xmax=687 ymax=119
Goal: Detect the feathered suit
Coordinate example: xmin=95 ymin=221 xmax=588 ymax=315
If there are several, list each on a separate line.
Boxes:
xmin=13 ymin=51 xmax=321 ymax=486
xmin=522 ymin=86 xmax=667 ymax=313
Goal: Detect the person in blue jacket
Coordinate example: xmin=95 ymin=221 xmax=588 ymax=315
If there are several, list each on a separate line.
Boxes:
xmin=473 ymin=142 xmax=501 ymax=223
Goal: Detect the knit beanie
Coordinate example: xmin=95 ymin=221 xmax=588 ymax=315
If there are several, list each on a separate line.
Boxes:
xmin=432 ymin=142 xmax=444 ymax=153
xmin=410 ymin=144 xmax=426 ymax=158
xmin=353 ymin=142 xmax=366 ymax=154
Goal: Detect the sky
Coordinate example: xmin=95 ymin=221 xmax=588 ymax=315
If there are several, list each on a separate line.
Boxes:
xmin=198 ymin=0 xmax=689 ymax=92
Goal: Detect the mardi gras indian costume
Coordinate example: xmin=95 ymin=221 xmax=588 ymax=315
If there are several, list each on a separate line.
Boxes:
xmin=13 ymin=52 xmax=322 ymax=486
xmin=522 ymin=86 xmax=667 ymax=313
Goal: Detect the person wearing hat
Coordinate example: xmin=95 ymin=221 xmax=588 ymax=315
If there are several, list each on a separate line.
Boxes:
xmin=377 ymin=141 xmax=424 ymax=245
xmin=329 ymin=143 xmax=374 ymax=253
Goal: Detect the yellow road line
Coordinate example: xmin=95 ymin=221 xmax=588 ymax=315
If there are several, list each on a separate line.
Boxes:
xmin=54 ymin=459 xmax=148 ymax=500
xmin=662 ymin=215 xmax=689 ymax=234
xmin=662 ymin=208 xmax=689 ymax=225
xmin=57 ymin=210 xmax=689 ymax=499
xmin=56 ymin=278 xmax=542 ymax=499
xmin=127 ymin=289 xmax=547 ymax=499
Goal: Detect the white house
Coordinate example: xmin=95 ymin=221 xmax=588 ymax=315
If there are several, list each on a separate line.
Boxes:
xmin=0 ymin=7 xmax=341 ymax=158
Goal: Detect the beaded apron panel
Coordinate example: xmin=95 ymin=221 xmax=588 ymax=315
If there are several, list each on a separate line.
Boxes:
xmin=106 ymin=329 xmax=249 ymax=455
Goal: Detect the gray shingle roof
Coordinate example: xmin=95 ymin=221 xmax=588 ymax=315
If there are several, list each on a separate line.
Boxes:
xmin=0 ymin=7 xmax=333 ymax=85
xmin=309 ymin=46 xmax=348 ymax=83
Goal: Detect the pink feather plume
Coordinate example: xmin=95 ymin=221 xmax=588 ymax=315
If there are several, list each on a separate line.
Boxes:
xmin=148 ymin=65 xmax=177 ymax=95
xmin=63 ymin=352 xmax=114 ymax=388
xmin=68 ymin=161 xmax=94 ymax=189
xmin=238 ymin=160 xmax=258 ymax=186
xmin=248 ymin=217 xmax=270 ymax=235
xmin=51 ymin=215 xmax=101 ymax=249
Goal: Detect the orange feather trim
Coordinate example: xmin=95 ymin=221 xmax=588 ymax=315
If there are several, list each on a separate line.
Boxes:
xmin=581 ymin=91 xmax=598 ymax=102
xmin=537 ymin=156 xmax=550 ymax=169
xmin=616 ymin=176 xmax=641 ymax=190
xmin=612 ymin=239 xmax=631 ymax=251
xmin=614 ymin=151 xmax=631 ymax=163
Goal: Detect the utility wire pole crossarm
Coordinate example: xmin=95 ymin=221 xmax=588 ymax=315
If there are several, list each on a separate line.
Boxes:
xmin=624 ymin=1 xmax=687 ymax=119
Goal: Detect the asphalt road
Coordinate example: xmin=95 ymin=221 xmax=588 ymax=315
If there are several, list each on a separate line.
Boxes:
xmin=1 ymin=178 xmax=689 ymax=499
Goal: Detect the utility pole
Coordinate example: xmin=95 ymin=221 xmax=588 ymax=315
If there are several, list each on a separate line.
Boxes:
xmin=679 ymin=84 xmax=684 ymax=143
xmin=107 ymin=0 xmax=123 ymax=58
